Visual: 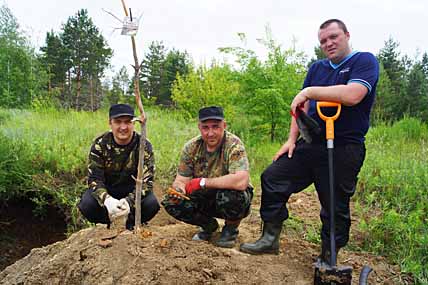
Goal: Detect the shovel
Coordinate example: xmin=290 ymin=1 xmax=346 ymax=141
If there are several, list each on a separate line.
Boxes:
xmin=313 ymin=101 xmax=353 ymax=285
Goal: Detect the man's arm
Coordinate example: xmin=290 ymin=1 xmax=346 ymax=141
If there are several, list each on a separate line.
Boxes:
xmin=174 ymin=170 xmax=249 ymax=193
xmin=291 ymin=83 xmax=368 ymax=113
xmin=205 ymin=170 xmax=249 ymax=191
xmin=87 ymin=140 xmax=108 ymax=207
xmin=273 ymin=101 xmax=310 ymax=160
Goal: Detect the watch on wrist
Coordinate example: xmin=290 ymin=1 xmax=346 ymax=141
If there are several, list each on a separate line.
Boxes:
xmin=199 ymin=178 xmax=206 ymax=190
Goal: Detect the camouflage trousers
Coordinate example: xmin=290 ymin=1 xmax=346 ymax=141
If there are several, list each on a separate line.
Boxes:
xmin=162 ymin=187 xmax=253 ymax=227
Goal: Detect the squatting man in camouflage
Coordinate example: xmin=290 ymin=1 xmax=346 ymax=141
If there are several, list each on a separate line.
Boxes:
xmin=162 ymin=106 xmax=253 ymax=248
xmin=78 ymin=104 xmax=160 ymax=229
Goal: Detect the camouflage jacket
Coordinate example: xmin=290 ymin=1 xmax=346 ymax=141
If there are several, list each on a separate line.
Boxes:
xmin=178 ymin=130 xmax=250 ymax=179
xmin=87 ymin=131 xmax=154 ymax=208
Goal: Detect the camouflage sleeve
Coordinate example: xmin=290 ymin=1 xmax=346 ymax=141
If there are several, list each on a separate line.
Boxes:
xmin=228 ymin=141 xmax=249 ymax=173
xmin=87 ymin=140 xmax=108 ymax=207
xmin=126 ymin=139 xmax=155 ymax=208
xmin=177 ymin=141 xmax=194 ymax=177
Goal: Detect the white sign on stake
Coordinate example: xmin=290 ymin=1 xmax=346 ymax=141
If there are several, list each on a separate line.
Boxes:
xmin=121 ymin=16 xmax=140 ymax=36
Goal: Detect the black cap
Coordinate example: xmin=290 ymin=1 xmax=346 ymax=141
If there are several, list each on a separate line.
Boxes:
xmin=198 ymin=106 xmax=224 ymax=121
xmin=109 ymin=104 xmax=135 ymax=119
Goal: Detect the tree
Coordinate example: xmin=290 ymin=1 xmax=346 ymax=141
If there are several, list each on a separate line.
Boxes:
xmin=221 ymin=26 xmax=307 ymax=141
xmin=420 ymin=52 xmax=428 ymax=78
xmin=60 ymin=9 xmax=112 ymax=110
xmin=39 ymin=31 xmax=68 ymax=92
xmin=83 ymin=29 xmax=112 ymax=111
xmin=307 ymin=45 xmax=326 ymax=67
xmin=371 ymin=63 xmax=396 ymax=123
xmin=404 ymin=62 xmax=428 ymax=121
xmin=140 ymin=41 xmax=166 ymax=101
xmin=107 ymin=66 xmax=131 ymax=105
xmin=172 ymin=63 xmax=240 ymax=119
xmin=376 ymin=37 xmax=409 ymax=120
xmin=0 ymin=4 xmax=47 ymax=108
xmin=377 ymin=38 xmax=406 ymax=95
xmin=158 ymin=49 xmax=191 ymax=106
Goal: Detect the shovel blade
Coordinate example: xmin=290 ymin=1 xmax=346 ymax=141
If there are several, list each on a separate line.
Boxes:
xmin=314 ymin=261 xmax=352 ymax=285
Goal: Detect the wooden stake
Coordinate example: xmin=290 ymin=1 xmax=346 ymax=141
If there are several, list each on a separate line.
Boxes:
xmin=120 ymin=0 xmax=146 ymax=233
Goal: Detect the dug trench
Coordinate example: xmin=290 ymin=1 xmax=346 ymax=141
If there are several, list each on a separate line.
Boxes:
xmin=0 ymin=199 xmax=67 ymax=271
xmin=0 ymin=185 xmax=411 ymax=284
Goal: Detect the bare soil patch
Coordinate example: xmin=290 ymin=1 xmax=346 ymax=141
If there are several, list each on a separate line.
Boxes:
xmin=0 ymin=185 xmax=409 ymax=284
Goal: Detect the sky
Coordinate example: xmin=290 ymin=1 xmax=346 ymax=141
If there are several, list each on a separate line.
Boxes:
xmin=3 ymin=0 xmax=427 ymax=79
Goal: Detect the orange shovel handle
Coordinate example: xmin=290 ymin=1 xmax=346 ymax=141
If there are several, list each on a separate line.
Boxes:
xmin=316 ymin=102 xmax=341 ymax=140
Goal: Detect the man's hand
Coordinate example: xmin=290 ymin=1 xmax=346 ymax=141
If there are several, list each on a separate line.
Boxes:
xmin=273 ymin=139 xmax=296 ymax=161
xmin=104 ymin=196 xmax=130 ymax=220
xmin=290 ymin=88 xmax=310 ymax=114
xmin=185 ymin=178 xmax=202 ymax=195
xmin=166 ymin=187 xmax=189 ymax=204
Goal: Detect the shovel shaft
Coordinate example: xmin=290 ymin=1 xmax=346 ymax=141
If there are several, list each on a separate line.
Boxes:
xmin=317 ymin=102 xmax=342 ymax=268
xmin=328 ymin=145 xmax=337 ymax=267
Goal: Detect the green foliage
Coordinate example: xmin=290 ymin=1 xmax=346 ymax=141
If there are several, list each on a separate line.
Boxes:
xmin=220 ymin=27 xmax=307 ymax=141
xmin=140 ymin=41 xmax=166 ymax=101
xmin=158 ymin=49 xmax=191 ymax=105
xmin=107 ymin=66 xmax=131 ymax=105
xmin=357 ymin=117 xmax=428 ymax=282
xmin=172 ymin=63 xmax=240 ymax=119
xmin=39 ymin=31 xmax=68 ymax=90
xmin=405 ymin=63 xmax=428 ymax=121
xmin=307 ymin=45 xmax=326 ymax=67
xmin=0 ymin=4 xmax=48 ymax=109
xmin=371 ymin=63 xmax=397 ymax=124
xmin=375 ymin=37 xmax=428 ymax=124
xmin=139 ymin=41 xmax=191 ymax=106
xmin=59 ymin=9 xmax=112 ymax=110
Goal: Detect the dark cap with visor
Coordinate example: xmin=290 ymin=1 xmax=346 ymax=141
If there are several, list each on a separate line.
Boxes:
xmin=109 ymin=104 xmax=135 ymax=119
xmin=198 ymin=106 xmax=224 ymax=121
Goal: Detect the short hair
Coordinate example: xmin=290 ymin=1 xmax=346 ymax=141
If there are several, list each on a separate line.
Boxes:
xmin=319 ymin=19 xmax=348 ymax=33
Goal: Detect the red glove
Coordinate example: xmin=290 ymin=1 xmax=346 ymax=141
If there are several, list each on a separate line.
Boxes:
xmin=185 ymin=178 xmax=202 ymax=195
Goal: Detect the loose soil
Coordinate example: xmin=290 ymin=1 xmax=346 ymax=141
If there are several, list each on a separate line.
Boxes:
xmin=0 ymin=186 xmax=411 ymax=284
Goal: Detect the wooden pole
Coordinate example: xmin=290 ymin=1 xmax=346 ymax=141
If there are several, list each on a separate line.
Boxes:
xmin=120 ymin=0 xmax=146 ymax=233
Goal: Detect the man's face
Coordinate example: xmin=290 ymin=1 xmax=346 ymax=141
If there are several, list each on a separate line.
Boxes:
xmin=198 ymin=119 xmax=226 ymax=151
xmin=109 ymin=116 xmax=135 ymax=145
xmin=318 ymin=22 xmax=351 ymax=64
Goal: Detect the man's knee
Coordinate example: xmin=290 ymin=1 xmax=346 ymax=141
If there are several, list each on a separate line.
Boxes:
xmin=216 ymin=189 xmax=252 ymax=220
xmin=141 ymin=192 xmax=160 ymax=222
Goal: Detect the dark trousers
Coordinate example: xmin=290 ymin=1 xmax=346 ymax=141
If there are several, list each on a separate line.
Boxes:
xmin=162 ymin=187 xmax=253 ymax=227
xmin=260 ymin=140 xmax=365 ymax=248
xmin=78 ymin=189 xmax=160 ymax=229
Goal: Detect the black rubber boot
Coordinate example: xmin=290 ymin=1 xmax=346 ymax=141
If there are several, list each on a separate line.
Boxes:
xmin=239 ymin=222 xmax=282 ymax=254
xmin=215 ymin=224 xmax=239 ymax=248
xmin=192 ymin=218 xmax=219 ymax=241
xmin=317 ymin=243 xmax=341 ymax=265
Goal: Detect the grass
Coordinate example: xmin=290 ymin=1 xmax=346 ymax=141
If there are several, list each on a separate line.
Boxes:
xmin=357 ymin=117 xmax=428 ymax=283
xmin=0 ymin=107 xmax=427 ymax=282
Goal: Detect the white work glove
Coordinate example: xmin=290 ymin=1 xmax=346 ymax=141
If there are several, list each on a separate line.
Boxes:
xmin=104 ymin=196 xmax=130 ymax=220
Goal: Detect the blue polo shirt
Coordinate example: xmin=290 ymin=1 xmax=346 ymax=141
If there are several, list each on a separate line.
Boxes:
xmin=304 ymin=51 xmax=379 ymax=145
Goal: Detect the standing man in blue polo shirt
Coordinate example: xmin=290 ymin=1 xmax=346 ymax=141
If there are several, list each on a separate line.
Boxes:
xmin=240 ymin=19 xmax=379 ymax=262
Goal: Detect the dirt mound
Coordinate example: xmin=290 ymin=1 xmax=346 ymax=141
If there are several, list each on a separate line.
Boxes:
xmin=0 ymin=189 xmax=406 ymax=284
